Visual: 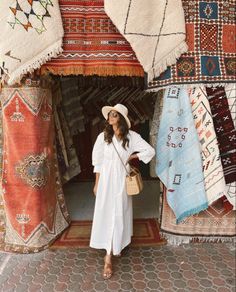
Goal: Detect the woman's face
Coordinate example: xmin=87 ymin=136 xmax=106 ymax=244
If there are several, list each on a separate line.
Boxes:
xmin=108 ymin=110 xmax=120 ymax=126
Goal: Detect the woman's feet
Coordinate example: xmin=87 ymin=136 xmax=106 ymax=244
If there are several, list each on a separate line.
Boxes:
xmin=103 ymin=255 xmax=113 ymax=280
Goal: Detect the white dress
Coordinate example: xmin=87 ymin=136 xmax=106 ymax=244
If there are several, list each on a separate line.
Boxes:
xmin=89 ymin=130 xmax=155 ymax=255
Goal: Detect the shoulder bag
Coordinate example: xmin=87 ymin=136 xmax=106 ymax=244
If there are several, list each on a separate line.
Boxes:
xmin=112 ymin=141 xmax=143 ymax=195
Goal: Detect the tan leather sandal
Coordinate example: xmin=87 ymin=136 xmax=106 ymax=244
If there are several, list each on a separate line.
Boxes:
xmin=103 ymin=255 xmax=113 ymax=280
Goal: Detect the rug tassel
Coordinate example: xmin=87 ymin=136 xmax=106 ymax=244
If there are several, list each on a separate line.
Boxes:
xmin=148 ymin=41 xmax=188 ymax=83
xmin=7 ymin=39 xmax=63 ymax=85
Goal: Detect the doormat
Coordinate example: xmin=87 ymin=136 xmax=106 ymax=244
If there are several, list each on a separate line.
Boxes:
xmin=50 ymin=218 xmax=166 ymax=249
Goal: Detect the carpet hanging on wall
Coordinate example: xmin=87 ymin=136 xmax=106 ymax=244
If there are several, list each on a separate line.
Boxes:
xmin=42 ymin=0 xmax=144 ymax=77
xmin=0 ymin=0 xmax=63 ymax=85
xmin=148 ymin=0 xmax=236 ymax=90
xmin=0 ymin=84 xmax=70 ymax=253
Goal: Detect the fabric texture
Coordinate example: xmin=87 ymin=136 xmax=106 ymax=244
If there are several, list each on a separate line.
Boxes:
xmin=160 ymin=186 xmax=236 ymax=245
xmin=189 ymin=87 xmax=226 ymax=205
xmin=0 ymin=85 xmax=70 ymax=253
xmin=224 ymin=84 xmax=236 ymax=209
xmin=0 ymin=103 xmax=5 ymax=245
xmin=104 ymin=0 xmax=187 ymax=83
xmin=60 ymin=77 xmax=85 ymax=135
xmin=0 ymin=0 xmax=63 ymax=85
xmin=206 ymin=86 xmax=236 ymax=185
xmin=42 ymin=0 xmax=144 ymax=77
xmin=148 ymin=0 xmax=236 ymax=90
xmin=156 ymin=87 xmax=208 ymax=223
xmin=90 ymin=130 xmax=155 ymax=255
xmin=149 ymin=90 xmax=164 ymax=177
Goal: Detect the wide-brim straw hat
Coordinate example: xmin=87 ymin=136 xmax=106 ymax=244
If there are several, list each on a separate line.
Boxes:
xmin=102 ymin=104 xmax=131 ymax=128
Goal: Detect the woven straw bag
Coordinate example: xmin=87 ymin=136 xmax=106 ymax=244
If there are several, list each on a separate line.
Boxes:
xmin=112 ymin=141 xmax=143 ymax=196
xmin=126 ymin=167 xmax=143 ymax=195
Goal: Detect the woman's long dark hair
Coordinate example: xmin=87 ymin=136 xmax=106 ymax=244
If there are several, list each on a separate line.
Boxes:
xmin=104 ymin=112 xmax=130 ymax=149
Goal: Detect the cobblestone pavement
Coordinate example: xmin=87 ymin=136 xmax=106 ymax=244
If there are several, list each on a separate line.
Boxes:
xmin=0 ymin=243 xmax=235 ymax=292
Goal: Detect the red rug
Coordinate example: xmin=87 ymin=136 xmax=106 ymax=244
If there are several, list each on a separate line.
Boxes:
xmin=42 ymin=0 xmax=143 ymax=77
xmin=0 ymin=85 xmax=70 ymax=253
xmin=50 ymin=218 xmax=166 ymax=249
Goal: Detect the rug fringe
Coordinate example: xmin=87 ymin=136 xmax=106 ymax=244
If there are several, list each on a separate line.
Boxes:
xmin=176 ymin=202 xmax=209 ymax=224
xmin=41 ymin=65 xmax=144 ymax=77
xmin=7 ymin=39 xmax=63 ymax=85
xmin=147 ymin=82 xmax=236 ymax=92
xmin=161 ymin=232 xmax=236 ymax=246
xmin=147 ymin=41 xmax=188 ymax=83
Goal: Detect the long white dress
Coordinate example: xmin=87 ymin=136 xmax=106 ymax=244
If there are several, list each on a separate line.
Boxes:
xmin=89 ymin=130 xmax=155 ymax=255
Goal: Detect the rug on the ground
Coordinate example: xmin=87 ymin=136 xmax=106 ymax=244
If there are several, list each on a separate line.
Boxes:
xmin=0 ymin=84 xmax=70 ymax=253
xmin=148 ymin=0 xmax=236 ymax=90
xmin=42 ymin=0 xmax=144 ymax=77
xmin=50 ymin=218 xmax=166 ymax=249
xmin=0 ymin=0 xmax=63 ymax=85
xmin=104 ymin=0 xmax=187 ymax=83
xmin=160 ymin=187 xmax=236 ymax=245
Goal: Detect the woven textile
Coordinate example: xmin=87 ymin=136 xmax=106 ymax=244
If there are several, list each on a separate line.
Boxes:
xmin=0 ymin=0 xmax=63 ymax=85
xmin=161 ymin=187 xmax=236 ymax=245
xmin=50 ymin=219 xmax=166 ymax=249
xmin=0 ymin=103 xmax=4 ymax=245
xmin=60 ymin=77 xmax=85 ymax=135
xmin=206 ymin=86 xmax=236 ymax=185
xmin=189 ymin=87 xmax=226 ymax=205
xmin=156 ymin=87 xmax=208 ymax=223
xmin=149 ymin=90 xmax=164 ymax=177
xmin=42 ymin=0 xmax=144 ymax=77
xmin=224 ymin=84 xmax=236 ymax=209
xmin=104 ymin=0 xmax=187 ymax=83
xmin=148 ymin=0 xmax=236 ymax=90
xmin=0 ymin=85 xmax=70 ymax=253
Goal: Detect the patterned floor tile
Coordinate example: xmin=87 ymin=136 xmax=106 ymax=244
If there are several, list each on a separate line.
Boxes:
xmin=0 ymin=243 xmax=235 ymax=291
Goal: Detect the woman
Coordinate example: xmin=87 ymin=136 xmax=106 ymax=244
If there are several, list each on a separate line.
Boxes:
xmin=90 ymin=104 xmax=155 ymax=279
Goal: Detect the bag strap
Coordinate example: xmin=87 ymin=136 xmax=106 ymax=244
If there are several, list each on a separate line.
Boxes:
xmin=112 ymin=141 xmax=130 ymax=176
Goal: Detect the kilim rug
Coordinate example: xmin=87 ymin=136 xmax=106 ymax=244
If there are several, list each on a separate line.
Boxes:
xmin=105 ymin=0 xmax=188 ymax=83
xmin=0 ymin=0 xmax=63 ymax=85
xmin=188 ymin=87 xmax=226 ymax=205
xmin=0 ymin=84 xmax=70 ymax=253
xmin=148 ymin=0 xmax=236 ymax=90
xmin=42 ymin=0 xmax=144 ymax=77
xmin=156 ymin=87 xmax=208 ymax=223
xmin=50 ymin=219 xmax=166 ymax=249
xmin=0 ymin=103 xmax=4 ymax=245
xmin=160 ymin=187 xmax=236 ymax=245
xmin=205 ymin=86 xmax=236 ymax=185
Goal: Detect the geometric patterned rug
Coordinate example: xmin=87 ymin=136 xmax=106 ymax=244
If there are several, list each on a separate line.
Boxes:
xmin=42 ymin=0 xmax=144 ymax=77
xmin=50 ymin=219 xmax=166 ymax=249
xmin=160 ymin=188 xmax=236 ymax=245
xmin=148 ymin=0 xmax=236 ymax=90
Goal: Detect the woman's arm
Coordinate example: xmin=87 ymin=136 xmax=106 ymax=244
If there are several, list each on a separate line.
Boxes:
xmin=93 ymin=172 xmax=100 ymax=196
xmin=130 ymin=131 xmax=155 ymax=164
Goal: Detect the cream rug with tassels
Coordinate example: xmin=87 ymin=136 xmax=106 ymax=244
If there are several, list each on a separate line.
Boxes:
xmin=104 ymin=0 xmax=188 ymax=83
xmin=0 ymin=0 xmax=63 ymax=85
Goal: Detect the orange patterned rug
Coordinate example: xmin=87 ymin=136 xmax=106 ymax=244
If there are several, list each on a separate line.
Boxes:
xmin=50 ymin=218 xmax=166 ymax=249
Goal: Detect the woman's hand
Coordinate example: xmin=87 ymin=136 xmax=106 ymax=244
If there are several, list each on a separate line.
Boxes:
xmin=127 ymin=154 xmax=138 ymax=163
xmin=93 ymin=185 xmax=97 ymax=196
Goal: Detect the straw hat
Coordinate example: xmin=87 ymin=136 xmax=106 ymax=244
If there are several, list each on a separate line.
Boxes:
xmin=102 ymin=104 xmax=131 ymax=128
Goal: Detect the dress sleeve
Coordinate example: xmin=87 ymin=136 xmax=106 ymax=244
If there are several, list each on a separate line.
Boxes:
xmin=131 ymin=131 xmax=155 ymax=164
xmin=92 ymin=132 xmax=104 ymax=173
